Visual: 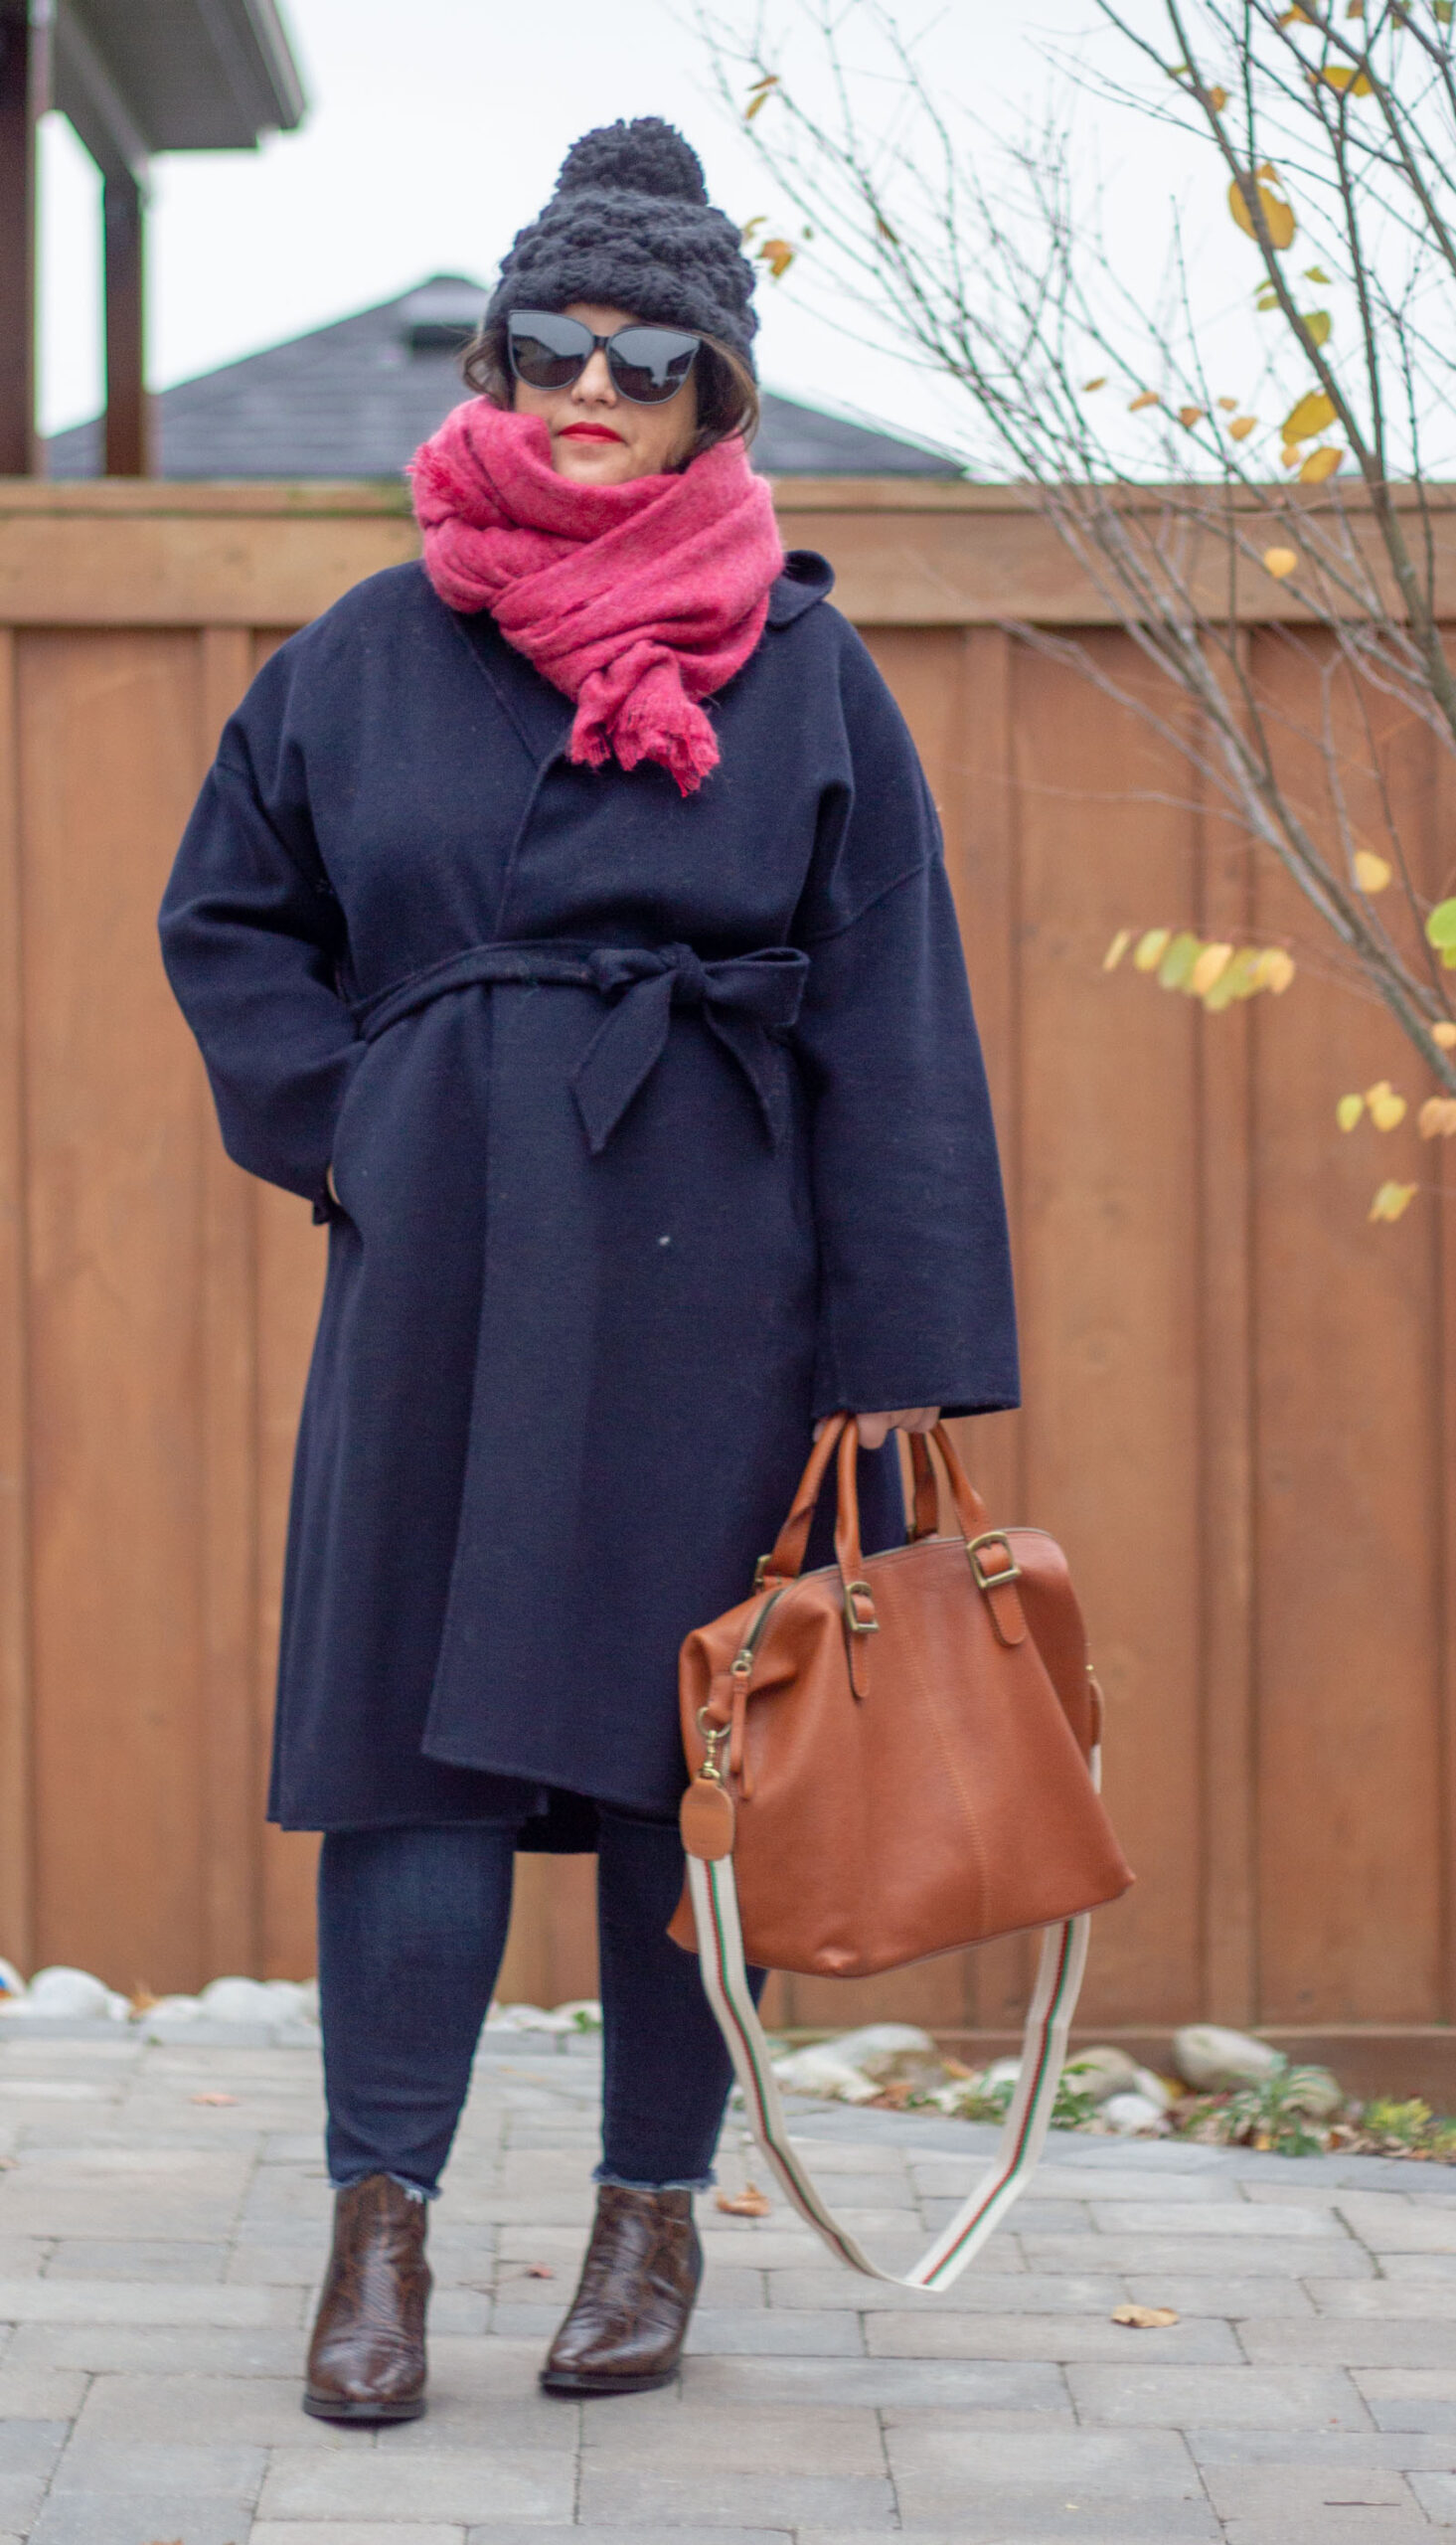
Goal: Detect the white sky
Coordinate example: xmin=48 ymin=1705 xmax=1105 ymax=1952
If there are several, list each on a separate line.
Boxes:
xmin=37 ymin=0 xmax=1168 ymax=445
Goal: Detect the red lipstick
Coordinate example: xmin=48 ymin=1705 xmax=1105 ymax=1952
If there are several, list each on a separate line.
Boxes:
xmin=559 ymin=423 xmax=622 ymax=442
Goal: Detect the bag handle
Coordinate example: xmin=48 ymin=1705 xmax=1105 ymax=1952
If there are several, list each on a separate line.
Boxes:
xmin=688 ymin=1841 xmax=1090 ymax=2290
xmin=765 ymin=1414 xmax=992 ymax=1583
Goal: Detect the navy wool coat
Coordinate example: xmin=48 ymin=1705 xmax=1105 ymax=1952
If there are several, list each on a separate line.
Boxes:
xmin=159 ymin=551 xmax=1019 ymax=1837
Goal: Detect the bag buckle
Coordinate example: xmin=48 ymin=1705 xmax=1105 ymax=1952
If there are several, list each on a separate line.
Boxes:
xmin=843 ymin=1578 xmax=879 ymax=1636
xmin=967 ymin=1532 xmax=1023 ymax=1595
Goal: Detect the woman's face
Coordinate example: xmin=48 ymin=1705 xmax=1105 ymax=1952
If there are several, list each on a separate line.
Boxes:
xmin=511 ymin=300 xmax=699 ymax=484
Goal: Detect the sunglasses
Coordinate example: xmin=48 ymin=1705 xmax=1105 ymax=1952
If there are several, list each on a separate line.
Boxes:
xmin=506 ymin=308 xmax=702 ymax=407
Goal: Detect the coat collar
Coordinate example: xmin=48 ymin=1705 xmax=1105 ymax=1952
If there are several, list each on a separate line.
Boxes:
xmin=767 ymin=549 xmax=835 ymax=626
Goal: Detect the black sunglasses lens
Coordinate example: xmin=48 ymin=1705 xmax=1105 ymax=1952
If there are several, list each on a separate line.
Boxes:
xmin=607 ymin=327 xmax=701 ymax=404
xmin=508 ymin=311 xmax=594 ymax=390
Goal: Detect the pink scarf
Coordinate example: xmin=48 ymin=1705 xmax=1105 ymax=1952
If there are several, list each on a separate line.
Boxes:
xmin=409 ymin=402 xmax=784 ymax=796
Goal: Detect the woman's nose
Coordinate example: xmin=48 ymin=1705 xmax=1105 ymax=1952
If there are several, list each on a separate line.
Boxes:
xmin=572 ymin=348 xmax=616 ymax=403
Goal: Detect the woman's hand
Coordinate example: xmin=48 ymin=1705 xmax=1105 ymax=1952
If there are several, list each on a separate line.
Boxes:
xmin=816 ymin=1408 xmax=941 ymax=1450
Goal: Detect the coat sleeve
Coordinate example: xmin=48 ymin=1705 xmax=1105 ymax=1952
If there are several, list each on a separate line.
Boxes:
xmin=792 ymin=628 xmax=1019 ymax=1421
xmin=158 ymin=651 xmax=360 ymax=1217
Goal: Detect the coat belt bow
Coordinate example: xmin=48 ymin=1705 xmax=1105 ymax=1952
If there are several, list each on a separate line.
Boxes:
xmin=353 ymin=937 xmax=810 ymax=1153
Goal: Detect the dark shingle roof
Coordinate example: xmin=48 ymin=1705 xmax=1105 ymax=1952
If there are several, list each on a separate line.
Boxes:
xmin=45 ymin=275 xmax=960 ymax=479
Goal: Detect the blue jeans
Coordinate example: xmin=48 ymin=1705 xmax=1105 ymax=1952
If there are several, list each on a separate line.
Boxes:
xmin=317 ymin=1813 xmax=763 ymax=2197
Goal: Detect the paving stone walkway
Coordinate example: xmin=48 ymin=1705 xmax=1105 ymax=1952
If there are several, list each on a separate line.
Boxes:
xmin=3 ymin=2024 xmax=1456 ymax=2542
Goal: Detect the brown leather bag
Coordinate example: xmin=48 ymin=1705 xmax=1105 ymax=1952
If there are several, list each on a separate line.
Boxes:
xmin=669 ymin=1415 xmax=1132 ymax=1975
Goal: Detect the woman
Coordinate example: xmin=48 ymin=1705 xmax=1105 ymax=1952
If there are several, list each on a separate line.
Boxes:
xmin=160 ymin=117 xmax=1017 ymax=2423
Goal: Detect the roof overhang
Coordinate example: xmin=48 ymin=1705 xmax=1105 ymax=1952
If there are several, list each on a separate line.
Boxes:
xmin=52 ymin=0 xmax=305 ymax=182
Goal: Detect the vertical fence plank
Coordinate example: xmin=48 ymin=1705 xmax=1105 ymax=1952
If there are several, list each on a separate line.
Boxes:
xmin=1252 ymin=637 xmax=1443 ymax=2024
xmin=946 ymin=624 xmax=1032 ymax=2036
xmin=1428 ymin=713 xmax=1456 ymax=2024
xmin=23 ymin=630 xmax=207 ymax=1991
xmin=1014 ymin=632 xmax=1204 ymax=2030
xmin=1195 ymin=736 xmax=1259 ymax=2025
xmin=0 ymin=627 xmax=32 ymax=1968
xmin=197 ymin=629 xmax=261 ymax=1979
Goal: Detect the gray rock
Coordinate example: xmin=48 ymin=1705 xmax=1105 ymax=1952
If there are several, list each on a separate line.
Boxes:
xmin=1102 ymin=2091 xmax=1169 ymax=2134
xmin=1173 ymin=2024 xmax=1283 ymax=2092
xmin=1063 ymin=2046 xmax=1140 ymax=2106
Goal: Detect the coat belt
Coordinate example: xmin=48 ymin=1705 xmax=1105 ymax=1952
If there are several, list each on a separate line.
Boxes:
xmin=352 ymin=938 xmax=811 ymax=1153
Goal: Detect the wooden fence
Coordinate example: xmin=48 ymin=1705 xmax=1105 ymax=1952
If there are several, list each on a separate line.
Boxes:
xmin=1 ymin=480 xmax=1453 ymax=2092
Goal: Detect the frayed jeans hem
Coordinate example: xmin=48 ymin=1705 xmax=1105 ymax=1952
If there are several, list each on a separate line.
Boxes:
xmin=593 ymin=2165 xmax=716 ymax=2193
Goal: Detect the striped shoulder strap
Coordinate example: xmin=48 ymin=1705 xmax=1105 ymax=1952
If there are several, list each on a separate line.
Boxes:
xmin=687 ymin=1859 xmax=1089 ymax=2290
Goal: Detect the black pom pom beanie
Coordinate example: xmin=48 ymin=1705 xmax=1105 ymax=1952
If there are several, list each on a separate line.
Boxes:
xmin=485 ymin=117 xmax=759 ymax=372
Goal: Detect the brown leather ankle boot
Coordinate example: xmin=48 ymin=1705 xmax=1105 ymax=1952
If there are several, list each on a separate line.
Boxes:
xmin=540 ymin=2184 xmax=702 ymax=2396
xmin=303 ymin=2173 xmax=430 ymax=2421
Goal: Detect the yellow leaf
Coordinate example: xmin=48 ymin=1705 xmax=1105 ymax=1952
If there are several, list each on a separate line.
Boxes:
xmin=1207 ymin=85 xmax=1228 ymax=110
xmin=1103 ymin=927 xmax=1134 ymax=970
xmin=1370 ymin=1180 xmax=1418 ymax=1222
xmin=1304 ymin=263 xmax=1333 ymax=281
xmin=1229 ymin=415 xmax=1257 ymax=439
xmin=1348 ymin=1 xmax=1365 ymax=15
xmin=1191 ymin=941 xmax=1234 ymax=995
xmin=1301 ymin=310 xmax=1332 ymax=347
xmin=1321 ymin=63 xmax=1374 ymax=92
xmin=1353 ymin=849 xmax=1391 ymax=892
xmin=1082 ymin=376 xmax=1107 ymax=392
xmin=1256 ymin=285 xmax=1281 ymax=311
xmin=1337 ymin=1093 xmax=1365 ymax=1129
xmin=717 ymin=2183 xmax=772 ymax=2216
xmin=1370 ymin=1087 xmax=1407 ymax=1130
xmin=739 ymin=216 xmax=765 ymax=242
xmin=1283 ymin=390 xmax=1338 ymax=441
xmin=1227 ymin=173 xmax=1297 ymax=249
xmin=1132 ymin=927 xmax=1173 ymax=972
xmin=1158 ymin=930 xmax=1203 ymax=990
xmin=744 ymin=76 xmax=779 ymax=119
xmin=1258 ymin=948 xmax=1297 ymax=992
xmin=1281 ymin=446 xmax=1303 ymax=469
xmin=1300 ymin=444 xmax=1344 ymax=482
xmin=1220 ymin=947 xmax=1266 ymax=1000
xmin=1128 ymin=390 xmax=1161 ymax=412
xmin=1432 ymin=1021 xmax=1456 ymax=1049
xmin=758 ymin=239 xmax=795 ymax=278
xmin=1203 ymin=968 xmax=1243 ymax=1012
xmin=1112 ymin=2303 xmax=1180 ymax=2328
xmin=1263 ymin=546 xmax=1299 ymax=578
xmin=1418 ymin=1097 xmax=1456 ymax=1138
xmin=1217 ymin=396 xmax=1238 ymax=411
xmin=1178 ymin=405 xmax=1207 ymax=427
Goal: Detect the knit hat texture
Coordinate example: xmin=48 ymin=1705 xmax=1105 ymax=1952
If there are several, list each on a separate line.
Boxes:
xmin=485 ymin=117 xmax=758 ymax=371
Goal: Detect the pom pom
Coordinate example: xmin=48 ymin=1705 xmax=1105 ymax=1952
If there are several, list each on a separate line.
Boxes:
xmin=555 ymin=118 xmax=708 ymax=207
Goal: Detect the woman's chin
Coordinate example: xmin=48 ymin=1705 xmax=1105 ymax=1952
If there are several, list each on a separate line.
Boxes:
xmin=551 ymin=436 xmax=637 ymax=485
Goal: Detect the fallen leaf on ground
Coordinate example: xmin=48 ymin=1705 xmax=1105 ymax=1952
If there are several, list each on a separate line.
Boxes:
xmin=526 ymin=2263 xmax=556 ymax=2279
xmin=717 ymin=2184 xmax=772 ymax=2216
xmin=190 ymin=2092 xmax=239 ymax=2107
xmin=1112 ymin=2302 xmax=1180 ymax=2328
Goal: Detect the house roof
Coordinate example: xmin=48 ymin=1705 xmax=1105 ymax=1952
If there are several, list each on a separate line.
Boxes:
xmin=54 ymin=0 xmax=305 ymax=180
xmin=45 ymin=276 xmax=961 ymax=480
